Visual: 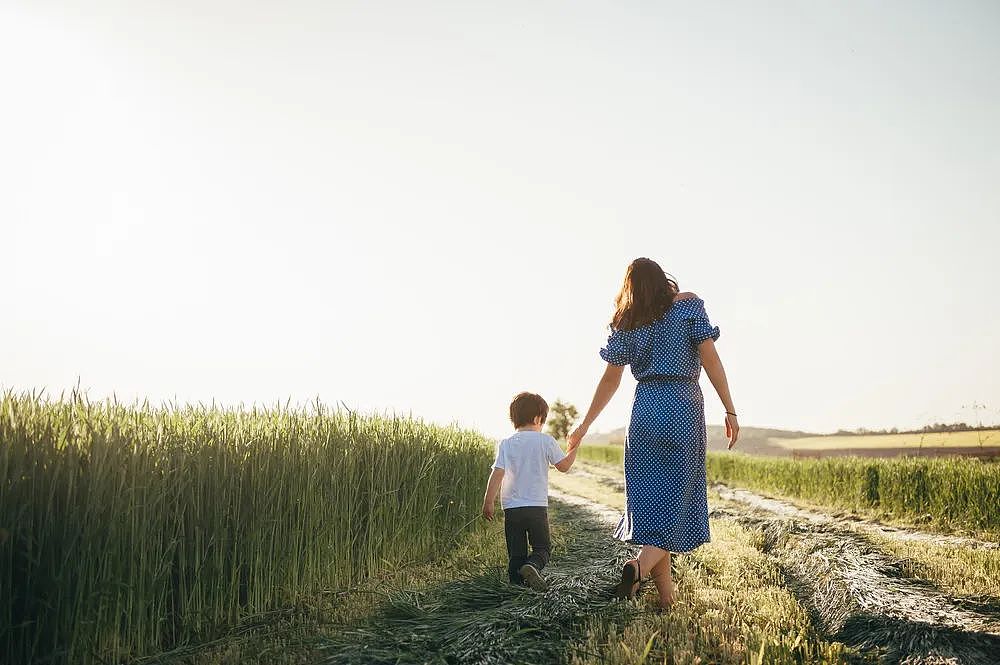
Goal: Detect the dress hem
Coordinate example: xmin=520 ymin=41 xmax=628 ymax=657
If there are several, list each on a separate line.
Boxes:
xmin=615 ymin=533 xmax=711 ymax=553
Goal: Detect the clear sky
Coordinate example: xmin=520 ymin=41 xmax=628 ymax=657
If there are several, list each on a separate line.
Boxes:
xmin=2 ymin=1 xmax=999 ymax=438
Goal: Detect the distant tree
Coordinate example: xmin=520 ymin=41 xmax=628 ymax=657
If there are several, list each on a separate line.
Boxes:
xmin=546 ymin=400 xmax=579 ymax=441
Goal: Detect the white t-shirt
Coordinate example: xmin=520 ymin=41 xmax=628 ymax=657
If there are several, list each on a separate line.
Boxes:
xmin=492 ymin=430 xmax=567 ymax=509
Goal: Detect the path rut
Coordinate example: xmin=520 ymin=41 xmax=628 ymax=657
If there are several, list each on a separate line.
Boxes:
xmin=713 ymin=484 xmax=999 ymax=551
xmin=559 ymin=472 xmax=1000 ymax=664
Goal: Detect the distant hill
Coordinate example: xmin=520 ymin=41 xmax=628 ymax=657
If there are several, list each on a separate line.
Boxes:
xmin=584 ymin=425 xmax=814 ymax=456
xmin=583 ymin=424 xmax=1000 ymax=458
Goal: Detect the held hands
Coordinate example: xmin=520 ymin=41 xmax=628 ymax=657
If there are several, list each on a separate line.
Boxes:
xmin=567 ymin=424 xmax=588 ymax=451
xmin=725 ymin=412 xmax=740 ymax=449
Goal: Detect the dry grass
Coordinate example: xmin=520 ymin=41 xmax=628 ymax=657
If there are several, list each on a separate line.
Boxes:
xmin=573 ymin=457 xmax=1000 ymax=663
xmin=722 ymin=510 xmax=1000 ymax=664
xmin=712 ymin=484 xmax=1000 ymax=601
xmin=569 ymin=520 xmax=854 ymax=665
xmin=553 ymin=462 xmax=855 ymax=663
xmin=774 ymin=430 xmax=1000 ymax=450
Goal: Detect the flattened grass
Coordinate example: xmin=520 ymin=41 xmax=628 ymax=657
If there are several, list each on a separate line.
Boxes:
xmin=552 ymin=461 xmax=855 ymax=663
xmin=316 ymin=502 xmax=637 ymax=665
xmin=568 ymin=521 xmax=855 ymax=664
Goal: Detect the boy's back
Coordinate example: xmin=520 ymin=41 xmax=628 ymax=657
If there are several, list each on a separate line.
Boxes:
xmin=494 ymin=431 xmax=566 ymax=509
xmin=482 ymin=392 xmax=579 ymax=590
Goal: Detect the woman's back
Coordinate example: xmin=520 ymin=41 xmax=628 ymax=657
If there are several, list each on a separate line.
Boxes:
xmin=600 ymin=297 xmax=720 ymax=381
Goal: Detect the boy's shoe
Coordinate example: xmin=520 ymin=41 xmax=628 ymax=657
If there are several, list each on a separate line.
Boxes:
xmin=518 ymin=564 xmax=548 ymax=591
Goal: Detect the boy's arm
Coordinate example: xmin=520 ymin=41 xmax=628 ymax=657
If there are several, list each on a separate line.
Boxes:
xmin=482 ymin=467 xmax=504 ymax=520
xmin=554 ymin=444 xmax=578 ymax=473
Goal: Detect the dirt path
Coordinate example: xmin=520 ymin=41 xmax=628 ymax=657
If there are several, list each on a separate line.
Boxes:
xmin=549 ymin=489 xmax=620 ymax=525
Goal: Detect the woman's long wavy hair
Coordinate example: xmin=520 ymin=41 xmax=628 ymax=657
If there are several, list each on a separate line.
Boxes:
xmin=611 ymin=258 xmax=679 ymax=331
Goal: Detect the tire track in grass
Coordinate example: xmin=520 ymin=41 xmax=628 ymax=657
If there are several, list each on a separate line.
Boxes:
xmin=554 ymin=481 xmax=857 ymax=665
xmin=565 ymin=460 xmax=1000 ymax=663
xmin=714 ymin=484 xmax=999 ymax=551
xmin=712 ymin=506 xmax=1000 ymax=664
xmin=315 ymin=501 xmax=637 ymax=665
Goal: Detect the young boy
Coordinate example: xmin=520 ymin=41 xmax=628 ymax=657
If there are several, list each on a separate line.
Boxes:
xmin=481 ymin=392 xmax=579 ymax=591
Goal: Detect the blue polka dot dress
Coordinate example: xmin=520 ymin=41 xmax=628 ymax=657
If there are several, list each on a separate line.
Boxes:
xmin=600 ymin=297 xmax=720 ymax=553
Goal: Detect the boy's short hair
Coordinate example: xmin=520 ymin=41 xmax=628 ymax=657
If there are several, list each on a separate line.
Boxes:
xmin=509 ymin=392 xmax=549 ymax=428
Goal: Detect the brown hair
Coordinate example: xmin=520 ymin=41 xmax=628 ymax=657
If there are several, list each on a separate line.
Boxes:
xmin=509 ymin=392 xmax=549 ymax=428
xmin=611 ymin=258 xmax=679 ymax=331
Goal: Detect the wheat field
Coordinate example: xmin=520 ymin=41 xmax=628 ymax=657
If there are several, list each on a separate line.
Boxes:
xmin=0 ymin=391 xmax=492 ymax=665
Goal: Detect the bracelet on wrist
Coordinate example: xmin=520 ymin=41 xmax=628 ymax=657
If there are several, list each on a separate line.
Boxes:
xmin=726 ymin=411 xmax=738 ymax=417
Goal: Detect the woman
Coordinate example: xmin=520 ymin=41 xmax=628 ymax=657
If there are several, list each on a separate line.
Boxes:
xmin=567 ymin=258 xmax=738 ymax=609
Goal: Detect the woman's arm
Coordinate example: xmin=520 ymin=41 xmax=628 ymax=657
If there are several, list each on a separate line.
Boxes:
xmin=567 ymin=363 xmax=625 ymax=448
xmin=699 ymin=338 xmax=739 ymax=448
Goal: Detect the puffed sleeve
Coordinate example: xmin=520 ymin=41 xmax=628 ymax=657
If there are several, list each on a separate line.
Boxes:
xmin=600 ymin=327 xmax=634 ymax=366
xmin=688 ymin=300 xmax=721 ymax=344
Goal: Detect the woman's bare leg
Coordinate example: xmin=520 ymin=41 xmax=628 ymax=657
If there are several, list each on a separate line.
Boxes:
xmin=635 ymin=544 xmax=669 ymax=577
xmin=649 ymin=552 xmax=675 ymax=607
xmin=620 ymin=545 xmax=670 ymax=598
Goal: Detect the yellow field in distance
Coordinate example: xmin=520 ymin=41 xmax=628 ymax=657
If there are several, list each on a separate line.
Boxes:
xmin=774 ymin=429 xmax=1000 ymax=450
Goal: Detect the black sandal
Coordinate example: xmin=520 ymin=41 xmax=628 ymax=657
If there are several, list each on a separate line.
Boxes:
xmin=614 ymin=559 xmax=641 ymax=599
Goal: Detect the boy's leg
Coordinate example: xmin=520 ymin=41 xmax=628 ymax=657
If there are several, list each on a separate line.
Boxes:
xmin=524 ymin=507 xmax=552 ymax=571
xmin=503 ymin=508 xmax=529 ymax=584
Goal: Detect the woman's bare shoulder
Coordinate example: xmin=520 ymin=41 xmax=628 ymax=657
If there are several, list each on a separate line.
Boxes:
xmin=674 ymin=291 xmax=699 ymax=301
